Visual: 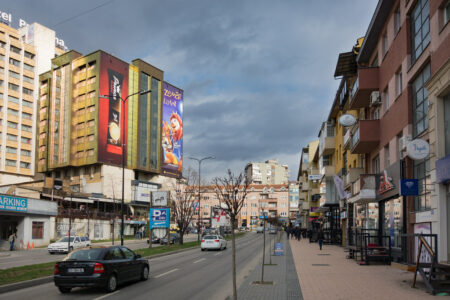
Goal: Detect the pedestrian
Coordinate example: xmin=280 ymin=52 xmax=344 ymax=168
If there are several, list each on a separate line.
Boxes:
xmin=285 ymin=226 xmax=290 ymax=239
xmin=318 ymin=229 xmax=324 ymax=250
xmin=8 ymin=232 xmax=16 ymax=251
xmin=296 ymin=227 xmax=301 ymax=241
xmin=290 ymin=226 xmax=295 ymax=239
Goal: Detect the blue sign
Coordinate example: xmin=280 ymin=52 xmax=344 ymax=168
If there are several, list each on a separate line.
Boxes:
xmin=0 ymin=195 xmax=27 ymax=212
xmin=436 ymin=154 xmax=450 ymax=184
xmin=259 ymin=215 xmax=268 ymax=219
xmin=274 ymin=243 xmax=284 ymax=256
xmin=149 ymin=208 xmax=170 ymax=229
xmin=400 ymin=179 xmax=419 ymax=196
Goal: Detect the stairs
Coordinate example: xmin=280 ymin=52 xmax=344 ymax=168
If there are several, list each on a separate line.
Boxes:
xmin=417 ymin=262 xmax=450 ymax=295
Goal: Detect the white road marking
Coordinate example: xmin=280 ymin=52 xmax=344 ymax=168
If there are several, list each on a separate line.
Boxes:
xmin=193 ymin=258 xmax=206 ymax=264
xmin=154 ymin=268 xmax=179 ymax=278
xmin=93 ymin=290 xmax=120 ymax=300
xmin=214 ymin=252 xmax=222 ymax=256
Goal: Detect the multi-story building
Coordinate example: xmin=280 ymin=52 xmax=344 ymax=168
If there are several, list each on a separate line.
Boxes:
xmin=192 ymin=184 xmax=289 ymax=230
xmin=245 ymin=159 xmax=289 ymax=185
xmin=0 ymin=21 xmax=65 ymax=185
xmin=288 ymin=181 xmax=300 ymax=225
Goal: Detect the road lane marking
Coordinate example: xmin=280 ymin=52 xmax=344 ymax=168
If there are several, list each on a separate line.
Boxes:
xmin=154 ymin=268 xmax=179 ymax=278
xmin=193 ymin=258 xmax=206 ymax=264
xmin=93 ymin=290 xmax=120 ymax=300
xmin=214 ymin=252 xmax=222 ymax=256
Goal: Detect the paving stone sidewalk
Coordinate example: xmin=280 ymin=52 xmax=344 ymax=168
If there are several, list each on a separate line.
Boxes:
xmin=237 ymin=233 xmax=303 ymax=300
xmin=290 ymin=238 xmax=441 ymax=300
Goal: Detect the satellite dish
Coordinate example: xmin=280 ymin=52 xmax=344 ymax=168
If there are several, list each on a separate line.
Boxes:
xmin=338 ymin=114 xmax=357 ymax=127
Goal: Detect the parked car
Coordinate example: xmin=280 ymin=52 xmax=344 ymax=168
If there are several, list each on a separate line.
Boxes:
xmin=201 ymin=235 xmax=227 ymax=251
xmin=269 ymin=227 xmax=277 ymax=234
xmin=224 ymin=227 xmax=232 ymax=234
xmin=54 ymin=246 xmax=149 ymax=293
xmin=256 ymin=226 xmax=264 ymax=233
xmin=146 ymin=236 xmax=160 ymax=244
xmin=48 ymin=236 xmax=88 ymax=254
xmin=160 ymin=233 xmax=180 ymax=245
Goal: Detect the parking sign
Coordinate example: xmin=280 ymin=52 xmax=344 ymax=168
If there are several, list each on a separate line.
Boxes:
xmin=149 ymin=208 xmax=170 ymax=229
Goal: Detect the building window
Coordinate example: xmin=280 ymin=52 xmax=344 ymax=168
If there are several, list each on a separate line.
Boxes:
xmin=23 ymin=87 xmax=33 ymax=95
xmin=372 ymin=155 xmax=380 ymax=174
xmin=411 ymin=0 xmax=430 ymax=63
xmin=394 ymin=7 xmax=401 ymax=34
xmin=10 ymin=45 xmax=21 ymax=54
xmin=24 ymin=51 xmax=34 ymax=60
xmin=413 ymin=64 xmax=431 ymax=136
xmin=445 ymin=1 xmax=450 ymax=25
xmin=9 ymin=70 xmax=20 ymax=79
xmin=7 ymin=108 xmax=19 ymax=116
xmin=21 ymin=137 xmax=31 ymax=144
xmin=23 ymin=75 xmax=33 ymax=84
xmin=383 ymin=87 xmax=389 ymax=111
xmin=20 ymin=161 xmax=30 ymax=169
xmin=23 ymin=100 xmax=33 ymax=108
xmin=414 ymin=157 xmax=430 ymax=212
xmin=32 ymin=222 xmax=44 ymax=239
xmin=9 ymin=58 xmax=20 ymax=67
xmin=21 ymin=124 xmax=32 ymax=132
xmin=7 ymin=121 xmax=18 ymax=129
xmin=23 ymin=63 xmax=34 ymax=72
xmin=21 ymin=149 xmax=31 ymax=157
xmin=7 ymin=134 xmax=17 ymax=141
xmin=5 ymin=159 xmax=16 ymax=167
xmin=395 ymin=69 xmax=402 ymax=97
xmin=382 ymin=32 xmax=388 ymax=57
xmin=6 ymin=147 xmax=17 ymax=154
xmin=8 ymin=82 xmax=19 ymax=91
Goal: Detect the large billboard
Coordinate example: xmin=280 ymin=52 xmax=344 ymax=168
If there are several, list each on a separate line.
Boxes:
xmin=161 ymin=82 xmax=183 ymax=178
xmin=211 ymin=206 xmax=230 ymax=227
xmin=149 ymin=208 xmax=170 ymax=229
xmin=98 ymin=52 xmax=129 ymax=165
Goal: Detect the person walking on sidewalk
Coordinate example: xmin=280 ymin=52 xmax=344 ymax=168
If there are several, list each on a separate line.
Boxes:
xmin=8 ymin=232 xmax=16 ymax=251
xmin=285 ymin=226 xmax=290 ymax=239
xmin=317 ymin=229 xmax=324 ymax=250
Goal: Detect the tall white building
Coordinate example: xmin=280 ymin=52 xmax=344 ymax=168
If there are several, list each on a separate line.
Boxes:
xmin=0 ymin=18 xmax=65 ymax=185
xmin=245 ymin=159 xmax=289 ymax=185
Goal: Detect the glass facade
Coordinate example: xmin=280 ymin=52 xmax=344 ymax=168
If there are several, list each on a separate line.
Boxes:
xmin=150 ymin=78 xmax=160 ymax=169
xmin=139 ymin=72 xmax=149 ymax=168
xmin=382 ymin=197 xmax=403 ymax=248
xmin=413 ymin=64 xmax=430 ymax=137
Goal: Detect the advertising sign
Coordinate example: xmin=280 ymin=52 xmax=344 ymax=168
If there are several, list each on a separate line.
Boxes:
xmin=0 ymin=195 xmax=27 ymax=212
xmin=274 ymin=243 xmax=284 ymax=256
xmin=149 ymin=208 xmax=170 ymax=229
xmin=98 ymin=52 xmax=129 ymax=166
xmin=407 ymin=139 xmax=430 ymax=160
xmin=211 ymin=206 xmax=230 ymax=227
xmin=161 ymin=82 xmax=183 ymax=178
xmin=152 ymin=191 xmax=169 ymax=207
xmin=132 ymin=181 xmax=159 ymax=203
xmin=436 ymin=155 xmax=450 ymax=183
xmin=400 ymin=179 xmax=419 ymax=196
xmin=308 ymin=174 xmax=322 ymax=181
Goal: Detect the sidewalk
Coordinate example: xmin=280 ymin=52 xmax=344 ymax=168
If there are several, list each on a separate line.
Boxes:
xmin=237 ymin=233 xmax=303 ymax=299
xmin=290 ymin=239 xmax=438 ymax=300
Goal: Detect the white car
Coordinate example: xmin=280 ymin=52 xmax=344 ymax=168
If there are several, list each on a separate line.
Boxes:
xmin=201 ymin=235 xmax=227 ymax=251
xmin=48 ymin=236 xmax=88 ymax=254
xmin=256 ymin=226 xmax=264 ymax=233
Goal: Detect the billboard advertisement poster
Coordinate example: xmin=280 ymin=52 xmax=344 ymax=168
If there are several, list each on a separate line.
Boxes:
xmin=161 ymin=82 xmax=183 ymax=178
xmin=149 ymin=208 xmax=170 ymax=229
xmin=152 ymin=191 xmax=168 ymax=207
xmin=98 ymin=52 xmax=129 ymax=166
xmin=211 ymin=206 xmax=230 ymax=227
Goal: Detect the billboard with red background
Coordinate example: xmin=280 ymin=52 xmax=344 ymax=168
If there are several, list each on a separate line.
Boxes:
xmin=98 ymin=52 xmax=129 ymax=165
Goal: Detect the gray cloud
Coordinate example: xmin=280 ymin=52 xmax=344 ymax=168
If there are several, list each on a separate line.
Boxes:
xmin=6 ymin=0 xmax=378 ymax=181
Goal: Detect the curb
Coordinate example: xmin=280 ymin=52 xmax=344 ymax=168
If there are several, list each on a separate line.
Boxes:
xmin=0 ymin=276 xmax=53 ymax=294
xmin=146 ymin=244 xmax=200 ymax=260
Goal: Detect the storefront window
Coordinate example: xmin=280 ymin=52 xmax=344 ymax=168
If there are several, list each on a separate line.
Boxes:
xmin=382 ymin=197 xmax=403 ymax=248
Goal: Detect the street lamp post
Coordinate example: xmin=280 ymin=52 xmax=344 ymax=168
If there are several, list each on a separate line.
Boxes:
xmin=188 ymin=156 xmax=215 ymax=243
xmin=100 ymin=89 xmax=150 ymax=246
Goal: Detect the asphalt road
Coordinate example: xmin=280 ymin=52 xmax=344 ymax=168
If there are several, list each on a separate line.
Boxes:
xmin=0 ymin=235 xmax=198 ymax=270
xmin=2 ymin=232 xmax=265 ymax=300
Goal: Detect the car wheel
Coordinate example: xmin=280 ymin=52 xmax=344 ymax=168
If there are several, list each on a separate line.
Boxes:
xmin=105 ymin=274 xmax=117 ymax=293
xmin=141 ymin=266 xmax=149 ymax=281
xmin=201 ymin=248 xmax=205 ymax=251
xmin=58 ymin=287 xmax=71 ymax=293
xmin=49 ymin=252 xmax=54 ymax=255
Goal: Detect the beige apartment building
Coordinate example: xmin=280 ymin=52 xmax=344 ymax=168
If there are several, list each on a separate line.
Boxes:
xmin=245 ymin=159 xmax=289 ymax=185
xmin=0 ymin=20 xmax=65 ymax=185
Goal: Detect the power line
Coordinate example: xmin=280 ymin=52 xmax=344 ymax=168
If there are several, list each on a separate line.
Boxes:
xmin=53 ymin=0 xmax=115 ymax=27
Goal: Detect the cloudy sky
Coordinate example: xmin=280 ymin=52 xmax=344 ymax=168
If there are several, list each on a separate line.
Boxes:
xmin=5 ymin=0 xmax=378 ymax=182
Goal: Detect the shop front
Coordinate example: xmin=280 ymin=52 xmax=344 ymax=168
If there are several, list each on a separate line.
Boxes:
xmin=0 ymin=195 xmax=57 ymax=250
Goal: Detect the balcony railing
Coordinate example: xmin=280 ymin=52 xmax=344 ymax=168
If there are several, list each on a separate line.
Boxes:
xmin=351 ymin=120 xmax=380 ymax=154
xmin=350 ymin=67 xmax=379 ymax=109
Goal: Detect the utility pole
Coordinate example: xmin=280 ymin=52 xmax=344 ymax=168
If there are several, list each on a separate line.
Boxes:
xmin=149 ymin=192 xmax=152 ymax=249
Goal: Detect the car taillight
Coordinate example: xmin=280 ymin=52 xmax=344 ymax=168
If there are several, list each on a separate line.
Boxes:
xmin=201 ymin=240 xmax=205 ymax=243
xmin=215 ymin=240 xmax=220 ymax=242
xmin=54 ymin=264 xmax=59 ymax=275
xmin=93 ymin=262 xmax=105 ymax=274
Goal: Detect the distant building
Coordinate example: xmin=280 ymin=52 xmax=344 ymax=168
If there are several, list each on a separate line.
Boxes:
xmin=245 ymin=159 xmax=289 ymax=185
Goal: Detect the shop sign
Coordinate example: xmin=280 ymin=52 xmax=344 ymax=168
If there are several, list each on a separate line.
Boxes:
xmin=376 ymin=162 xmax=400 ymax=200
xmin=400 ymin=179 xmax=419 ymax=196
xmin=338 ymin=114 xmax=356 ymax=127
xmin=308 ymin=174 xmax=322 ymax=181
xmin=152 ymin=191 xmax=169 ymax=206
xmin=360 ymin=174 xmax=376 ymax=199
xmin=149 ymin=208 xmax=170 ymax=229
xmin=378 ymin=170 xmax=395 ymax=195
xmin=436 ymin=154 xmax=450 ymax=184
xmin=274 ymin=243 xmax=284 ymax=256
xmin=0 ymin=195 xmax=27 ymax=212
xmin=406 ymin=139 xmax=430 ymax=160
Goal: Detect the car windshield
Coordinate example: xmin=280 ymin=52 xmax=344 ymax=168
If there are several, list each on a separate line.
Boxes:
xmin=65 ymin=249 xmax=104 ymax=261
xmin=204 ymin=235 xmax=217 ymax=240
xmin=57 ymin=237 xmax=74 ymax=243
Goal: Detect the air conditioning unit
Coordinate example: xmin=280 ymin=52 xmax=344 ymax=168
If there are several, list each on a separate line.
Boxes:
xmin=399 ymin=135 xmax=412 ymax=151
xmin=370 ymin=91 xmax=381 ymax=106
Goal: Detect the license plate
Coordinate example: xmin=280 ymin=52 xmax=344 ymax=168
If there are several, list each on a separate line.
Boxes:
xmin=207 ymin=241 xmax=213 ymax=244
xmin=67 ymin=268 xmax=84 ymax=273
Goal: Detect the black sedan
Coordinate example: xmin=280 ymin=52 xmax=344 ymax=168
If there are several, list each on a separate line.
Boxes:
xmin=147 ymin=236 xmax=160 ymax=244
xmin=54 ymin=246 xmax=149 ymax=293
xmin=160 ymin=233 xmax=180 ymax=245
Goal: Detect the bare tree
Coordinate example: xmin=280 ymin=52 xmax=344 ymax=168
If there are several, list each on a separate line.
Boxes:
xmin=213 ymin=169 xmax=249 ymax=300
xmin=173 ymin=167 xmax=198 ymax=245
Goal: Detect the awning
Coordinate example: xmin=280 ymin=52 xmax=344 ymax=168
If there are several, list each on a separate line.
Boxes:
xmin=347 ymin=193 xmax=377 ymax=204
xmin=334 ymin=51 xmax=357 ymax=77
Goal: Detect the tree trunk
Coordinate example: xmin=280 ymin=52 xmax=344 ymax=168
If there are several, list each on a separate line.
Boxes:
xmin=231 ymin=215 xmax=237 ymax=300
xmin=180 ymin=232 xmax=184 ymax=245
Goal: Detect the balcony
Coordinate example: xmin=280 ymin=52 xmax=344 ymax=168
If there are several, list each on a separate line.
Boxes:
xmin=344 ymin=167 xmax=364 ymax=187
xmin=351 ymin=120 xmax=380 ymax=154
xmin=320 ymin=165 xmax=334 ymax=177
xmin=343 ymin=129 xmax=351 ymax=150
xmin=349 ymin=67 xmax=379 ymax=109
xmin=319 ymin=136 xmax=335 ymax=156
xmin=301 ymin=181 xmax=309 ymax=191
